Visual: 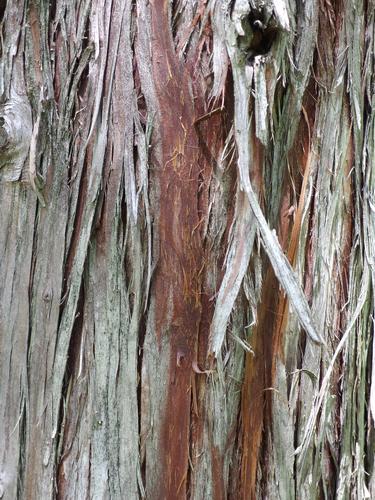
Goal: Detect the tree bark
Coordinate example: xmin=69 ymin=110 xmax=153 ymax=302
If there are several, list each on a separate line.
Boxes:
xmin=0 ymin=0 xmax=374 ymax=499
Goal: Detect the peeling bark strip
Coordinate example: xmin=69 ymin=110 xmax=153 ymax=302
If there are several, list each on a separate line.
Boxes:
xmin=1 ymin=0 xmax=375 ymax=499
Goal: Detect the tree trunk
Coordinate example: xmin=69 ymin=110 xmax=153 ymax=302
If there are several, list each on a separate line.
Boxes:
xmin=0 ymin=0 xmax=374 ymax=498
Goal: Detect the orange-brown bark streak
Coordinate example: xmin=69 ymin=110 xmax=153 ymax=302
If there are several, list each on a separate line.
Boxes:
xmin=150 ymin=3 xmax=203 ymax=498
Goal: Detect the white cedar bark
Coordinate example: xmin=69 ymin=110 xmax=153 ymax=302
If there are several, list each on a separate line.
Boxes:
xmin=0 ymin=1 xmax=374 ymax=499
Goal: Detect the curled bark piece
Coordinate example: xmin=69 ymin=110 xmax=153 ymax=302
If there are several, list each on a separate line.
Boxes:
xmin=232 ymin=0 xmax=251 ymax=36
xmin=192 ymin=360 xmax=214 ymax=375
xmin=270 ymin=0 xmax=290 ymax=31
xmin=0 ymin=95 xmax=32 ymax=182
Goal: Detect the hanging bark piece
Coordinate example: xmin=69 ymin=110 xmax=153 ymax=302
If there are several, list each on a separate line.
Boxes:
xmin=209 ymin=0 xmax=323 ymax=358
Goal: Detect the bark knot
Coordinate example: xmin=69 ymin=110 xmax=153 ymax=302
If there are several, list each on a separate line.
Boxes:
xmin=0 ymin=95 xmax=32 ymax=182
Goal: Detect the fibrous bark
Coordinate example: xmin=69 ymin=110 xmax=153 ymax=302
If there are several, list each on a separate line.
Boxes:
xmin=0 ymin=1 xmax=374 ymax=499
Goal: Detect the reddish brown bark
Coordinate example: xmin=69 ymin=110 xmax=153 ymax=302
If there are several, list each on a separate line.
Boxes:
xmin=149 ymin=3 xmax=204 ymax=496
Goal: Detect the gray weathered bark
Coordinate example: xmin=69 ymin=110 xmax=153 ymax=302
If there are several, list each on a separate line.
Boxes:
xmin=0 ymin=0 xmax=374 ymax=499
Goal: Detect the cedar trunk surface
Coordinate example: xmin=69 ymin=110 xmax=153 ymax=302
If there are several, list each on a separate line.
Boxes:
xmin=0 ymin=1 xmax=374 ymax=499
